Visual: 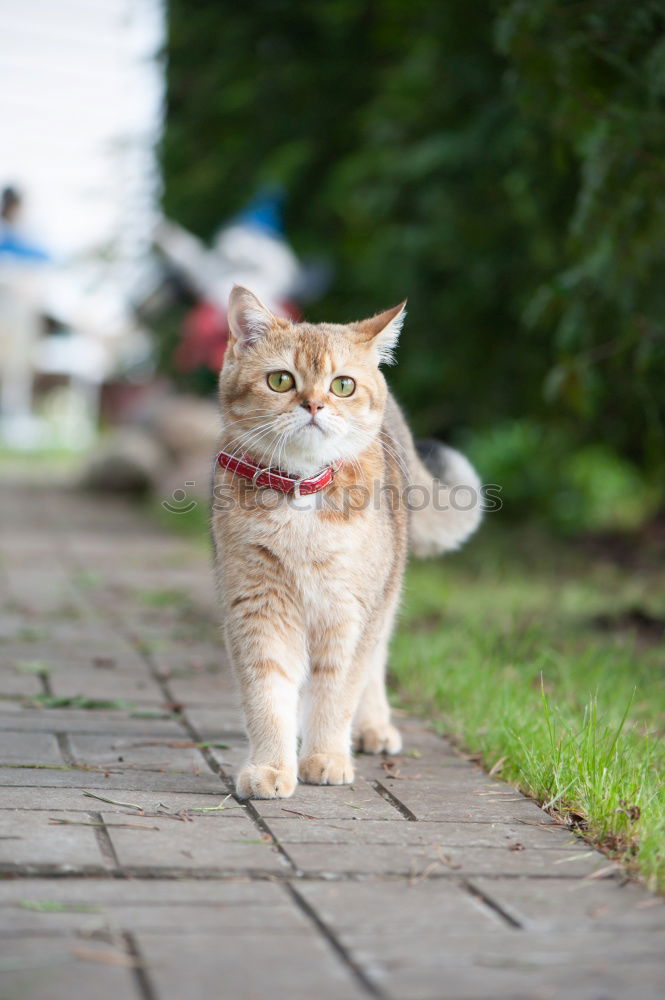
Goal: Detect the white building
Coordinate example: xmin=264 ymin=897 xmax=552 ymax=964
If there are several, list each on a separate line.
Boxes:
xmin=0 ymin=0 xmax=165 ymax=446
xmin=0 ymin=0 xmax=164 ymax=269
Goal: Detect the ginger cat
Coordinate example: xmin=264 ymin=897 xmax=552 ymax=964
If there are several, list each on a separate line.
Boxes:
xmin=212 ymin=286 xmax=482 ymax=799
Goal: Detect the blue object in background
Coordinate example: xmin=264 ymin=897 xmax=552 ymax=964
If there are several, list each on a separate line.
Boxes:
xmin=234 ymin=189 xmax=285 ymax=237
xmin=0 ymin=228 xmax=50 ymax=262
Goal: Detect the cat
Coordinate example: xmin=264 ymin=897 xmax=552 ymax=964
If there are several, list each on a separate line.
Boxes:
xmin=211 ymin=286 xmax=482 ymax=799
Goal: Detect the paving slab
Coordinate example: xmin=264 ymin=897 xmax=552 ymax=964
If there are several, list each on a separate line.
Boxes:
xmin=0 ymin=617 xmax=125 ymax=645
xmin=1 ymin=635 xmax=148 ymax=672
xmin=250 ymin=776 xmax=403 ymax=821
xmin=0 ymin=706 xmax=185 ymax=736
xmin=0 ymin=764 xmax=225 ymax=793
xmin=284 ymin=840 xmax=603 ymax=878
xmin=101 ymin=812 xmax=286 ymax=873
xmin=135 ymin=928 xmax=367 ymax=1000
xmin=469 ymin=876 xmax=665 ymax=932
xmin=165 ymin=668 xmax=238 ymax=705
xmin=0 ymin=875 xmax=283 ymax=903
xmin=0 ymin=810 xmax=111 ymax=870
xmin=183 ymin=704 xmax=250 ymax=739
xmin=140 ymin=636 xmax=231 ymax=674
xmin=0 ymin=668 xmax=45 ymax=698
xmin=373 ymin=773 xmax=557 ymax=823
xmin=0 ymin=730 xmax=64 ymax=765
xmin=355 ymin=722 xmax=468 ymax=766
xmin=46 ymin=664 xmax=165 ymax=701
xmin=5 ymin=568 xmax=84 ymax=615
xmin=0 ymin=937 xmax=142 ymax=1000
xmin=266 ymin=816 xmax=578 ymax=849
xmin=67 ymin=732 xmax=206 ymax=771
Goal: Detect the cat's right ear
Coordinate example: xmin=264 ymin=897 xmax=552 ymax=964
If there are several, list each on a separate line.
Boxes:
xmin=227 ymin=286 xmax=275 ymax=353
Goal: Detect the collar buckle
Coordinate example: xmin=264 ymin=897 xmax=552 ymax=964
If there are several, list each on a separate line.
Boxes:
xmin=251 ymin=466 xmax=273 ymax=488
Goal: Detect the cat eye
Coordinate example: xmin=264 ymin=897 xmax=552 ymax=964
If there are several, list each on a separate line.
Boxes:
xmin=267 ymin=371 xmax=295 ymax=392
xmin=330 ymin=376 xmax=356 ymax=397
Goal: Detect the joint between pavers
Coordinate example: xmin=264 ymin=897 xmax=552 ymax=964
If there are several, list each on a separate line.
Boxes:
xmin=237 ymin=799 xmax=300 ymax=872
xmin=462 ymin=876 xmax=523 ymax=929
xmin=122 ymin=930 xmax=160 ymax=1000
xmin=39 ymin=669 xmax=53 ymax=698
xmin=90 ymin=810 xmax=122 ymax=871
xmin=369 ymin=778 xmax=418 ymax=821
xmin=284 ymin=880 xmax=388 ymax=999
xmin=0 ymin=862 xmax=621 ymax=883
xmin=55 ymin=732 xmax=75 ymax=766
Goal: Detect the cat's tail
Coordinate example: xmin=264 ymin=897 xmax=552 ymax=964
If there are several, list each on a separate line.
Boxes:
xmin=383 ymin=393 xmax=483 ymax=557
xmin=407 ymin=440 xmax=483 ymax=557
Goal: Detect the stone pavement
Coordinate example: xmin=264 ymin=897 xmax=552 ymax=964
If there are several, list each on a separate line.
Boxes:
xmin=1 ymin=477 xmax=663 ymax=1000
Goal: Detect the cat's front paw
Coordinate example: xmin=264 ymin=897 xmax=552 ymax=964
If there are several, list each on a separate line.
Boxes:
xmin=353 ymin=723 xmax=402 ymax=755
xmin=298 ymin=753 xmax=354 ymax=786
xmin=235 ymin=763 xmax=297 ymax=800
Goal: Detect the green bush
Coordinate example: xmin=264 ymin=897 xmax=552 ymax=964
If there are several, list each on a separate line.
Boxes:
xmin=161 ymin=0 xmax=665 ymax=525
xmin=467 ymin=420 xmax=655 ymax=533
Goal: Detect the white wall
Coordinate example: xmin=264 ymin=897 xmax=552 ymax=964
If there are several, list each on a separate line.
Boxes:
xmin=0 ymin=0 xmax=164 ymax=273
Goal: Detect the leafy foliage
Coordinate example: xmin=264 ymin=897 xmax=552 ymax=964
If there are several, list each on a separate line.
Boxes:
xmin=161 ymin=0 xmax=665 ymax=521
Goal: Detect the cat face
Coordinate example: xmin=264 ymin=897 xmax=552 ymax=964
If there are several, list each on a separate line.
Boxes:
xmin=218 ymin=287 xmax=406 ymax=475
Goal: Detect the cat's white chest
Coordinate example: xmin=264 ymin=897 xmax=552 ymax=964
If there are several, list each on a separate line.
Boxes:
xmin=243 ymin=492 xmax=329 ymax=549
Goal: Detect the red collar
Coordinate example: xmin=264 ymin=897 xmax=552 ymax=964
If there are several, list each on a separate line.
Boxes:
xmin=216 ymin=450 xmax=339 ymax=497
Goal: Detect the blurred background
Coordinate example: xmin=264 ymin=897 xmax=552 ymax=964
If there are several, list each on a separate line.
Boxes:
xmin=1 ymin=0 xmax=664 ymax=536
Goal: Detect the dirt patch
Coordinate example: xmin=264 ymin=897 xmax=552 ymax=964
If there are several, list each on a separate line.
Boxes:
xmin=592 ymin=607 xmax=665 ymax=645
xmin=579 ymin=513 xmax=665 ymax=571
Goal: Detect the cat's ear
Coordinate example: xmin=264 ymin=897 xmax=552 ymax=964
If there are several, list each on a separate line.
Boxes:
xmin=227 ymin=286 xmax=275 ymax=351
xmin=355 ymin=301 xmax=407 ymax=366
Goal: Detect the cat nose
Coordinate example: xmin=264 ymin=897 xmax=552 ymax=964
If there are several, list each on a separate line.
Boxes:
xmin=301 ymin=400 xmax=324 ymax=415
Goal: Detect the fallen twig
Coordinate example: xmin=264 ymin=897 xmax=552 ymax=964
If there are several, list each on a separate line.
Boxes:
xmin=186 ymin=794 xmax=243 ymax=812
xmin=281 ymin=807 xmax=322 ymax=820
xmin=111 ymin=739 xmax=230 ymax=750
xmin=583 ymin=863 xmax=623 ymax=881
xmin=82 ymin=791 xmax=144 ymax=812
xmin=409 ymin=859 xmax=441 ymax=885
xmin=488 ymin=755 xmax=507 ymax=776
xmin=3 ymin=764 xmax=73 ymax=770
xmin=71 ymin=947 xmax=141 ymax=968
xmin=434 ymin=844 xmax=461 ymax=870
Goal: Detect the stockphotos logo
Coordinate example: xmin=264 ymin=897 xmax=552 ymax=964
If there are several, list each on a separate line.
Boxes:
xmin=162 ymin=481 xmax=503 ymax=514
xmin=161 ymin=482 xmax=199 ymax=514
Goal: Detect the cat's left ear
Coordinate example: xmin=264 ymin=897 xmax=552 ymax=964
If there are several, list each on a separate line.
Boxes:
xmin=227 ymin=285 xmax=276 ymax=353
xmin=355 ymin=301 xmax=407 ymax=366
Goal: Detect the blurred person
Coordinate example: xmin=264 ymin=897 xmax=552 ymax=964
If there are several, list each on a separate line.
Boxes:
xmin=155 ymin=189 xmax=318 ymax=376
xmin=0 ymin=186 xmax=50 ymax=262
xmin=0 ymin=185 xmax=50 ymax=446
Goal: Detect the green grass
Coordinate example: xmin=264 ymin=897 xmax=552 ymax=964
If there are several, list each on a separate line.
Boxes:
xmin=151 ymin=500 xmax=210 ymax=544
xmin=28 ymin=695 xmax=136 ymax=711
xmin=391 ymin=524 xmax=665 ymax=891
xmin=139 ymin=587 xmax=191 ymax=608
xmin=0 ymin=447 xmax=81 ymax=478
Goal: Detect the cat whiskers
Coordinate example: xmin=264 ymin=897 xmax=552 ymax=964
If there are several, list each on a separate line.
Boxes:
xmin=225 ymin=411 xmax=302 ymax=471
xmin=352 ymin=427 xmax=410 ymax=482
xmin=222 ymin=422 xmax=281 ymax=466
